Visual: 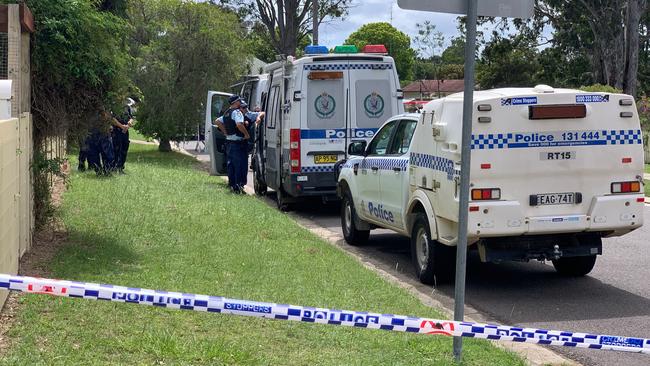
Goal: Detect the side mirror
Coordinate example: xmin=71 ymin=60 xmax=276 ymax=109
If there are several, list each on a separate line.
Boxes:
xmin=348 ymin=140 xmax=367 ymax=156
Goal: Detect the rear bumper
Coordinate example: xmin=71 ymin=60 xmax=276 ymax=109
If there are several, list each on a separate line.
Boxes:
xmin=283 ymin=171 xmax=338 ymax=199
xmin=467 ymin=194 xmax=644 ymax=239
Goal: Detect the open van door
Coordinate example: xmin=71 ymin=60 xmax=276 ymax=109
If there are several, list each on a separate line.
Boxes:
xmin=205 ymin=91 xmax=232 ymax=175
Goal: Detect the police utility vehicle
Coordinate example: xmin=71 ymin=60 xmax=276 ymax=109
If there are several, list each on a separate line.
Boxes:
xmin=252 ymin=44 xmax=404 ymax=210
xmin=338 ymin=86 xmax=644 ymax=284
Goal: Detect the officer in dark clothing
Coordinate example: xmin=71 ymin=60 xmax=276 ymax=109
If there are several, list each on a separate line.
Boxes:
xmin=112 ymin=100 xmax=134 ymax=174
xmin=216 ymin=95 xmax=250 ymax=193
xmin=87 ymin=110 xmax=116 ymax=176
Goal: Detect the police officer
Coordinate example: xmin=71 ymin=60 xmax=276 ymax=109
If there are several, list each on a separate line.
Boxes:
xmin=87 ymin=109 xmax=117 ymax=176
xmin=112 ymin=99 xmax=135 ymax=174
xmin=216 ymin=95 xmax=250 ymax=193
xmin=239 ymin=101 xmax=265 ymax=154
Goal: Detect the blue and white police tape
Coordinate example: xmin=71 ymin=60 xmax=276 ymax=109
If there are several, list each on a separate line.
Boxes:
xmin=1 ymin=273 xmax=648 ymax=354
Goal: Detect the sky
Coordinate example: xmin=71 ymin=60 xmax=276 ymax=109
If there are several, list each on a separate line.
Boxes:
xmin=319 ymin=0 xmax=462 ymax=51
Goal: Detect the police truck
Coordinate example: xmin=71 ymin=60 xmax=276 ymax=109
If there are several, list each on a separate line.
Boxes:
xmin=251 ymin=44 xmax=404 ymax=210
xmin=337 ymin=86 xmax=645 ymax=284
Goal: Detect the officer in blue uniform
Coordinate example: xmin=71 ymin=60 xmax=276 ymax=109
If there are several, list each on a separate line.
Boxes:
xmin=216 ymin=95 xmax=250 ymax=193
xmin=239 ymin=101 xmax=265 ymax=154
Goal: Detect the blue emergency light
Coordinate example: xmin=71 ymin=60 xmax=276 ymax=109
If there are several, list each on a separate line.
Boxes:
xmin=304 ymin=45 xmax=329 ymax=55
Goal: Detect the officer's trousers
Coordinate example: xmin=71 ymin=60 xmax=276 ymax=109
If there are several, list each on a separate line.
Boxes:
xmin=226 ymin=142 xmax=247 ymax=190
xmin=87 ymin=132 xmax=115 ymax=174
xmin=112 ymin=129 xmax=130 ymax=170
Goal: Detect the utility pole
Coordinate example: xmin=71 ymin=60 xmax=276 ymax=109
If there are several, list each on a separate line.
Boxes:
xmin=312 ymin=0 xmax=319 ymax=45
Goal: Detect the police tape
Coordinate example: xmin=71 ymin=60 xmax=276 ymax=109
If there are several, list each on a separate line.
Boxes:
xmin=1 ymin=273 xmax=649 ymax=355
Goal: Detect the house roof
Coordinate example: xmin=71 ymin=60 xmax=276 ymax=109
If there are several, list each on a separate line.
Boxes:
xmin=402 ymin=79 xmax=465 ymax=93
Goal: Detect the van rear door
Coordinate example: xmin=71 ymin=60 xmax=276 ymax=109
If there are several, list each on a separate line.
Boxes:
xmin=348 ymin=58 xmax=403 ymax=144
xmin=470 ymin=90 xmax=643 ymax=232
xmin=205 ymin=91 xmax=232 ymax=175
xmin=300 ymin=60 xmax=349 ymax=176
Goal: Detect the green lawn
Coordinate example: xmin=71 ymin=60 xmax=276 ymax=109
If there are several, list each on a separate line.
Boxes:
xmin=128 ymin=127 xmax=151 ymax=142
xmin=645 ymin=164 xmax=650 ymax=174
xmin=646 ymin=180 xmax=650 ymax=197
xmin=0 ymin=144 xmax=522 ymax=365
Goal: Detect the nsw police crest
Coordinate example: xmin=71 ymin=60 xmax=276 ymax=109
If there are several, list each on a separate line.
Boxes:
xmin=364 ymin=92 xmax=385 ymax=118
xmin=315 ymin=92 xmax=336 ymax=119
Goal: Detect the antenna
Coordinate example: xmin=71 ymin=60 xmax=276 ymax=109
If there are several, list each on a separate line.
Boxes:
xmin=390 ymin=0 xmax=394 ymax=25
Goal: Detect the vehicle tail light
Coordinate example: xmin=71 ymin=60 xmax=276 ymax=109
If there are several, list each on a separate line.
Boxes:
xmin=471 ymin=188 xmax=501 ymax=201
xmin=622 ymin=157 xmax=632 ymax=164
xmin=290 ymin=129 xmax=301 ymax=173
xmin=611 ymin=181 xmax=641 ymax=194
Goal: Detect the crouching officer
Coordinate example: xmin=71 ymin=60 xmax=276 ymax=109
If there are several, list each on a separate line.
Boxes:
xmin=216 ymin=95 xmax=250 ymax=193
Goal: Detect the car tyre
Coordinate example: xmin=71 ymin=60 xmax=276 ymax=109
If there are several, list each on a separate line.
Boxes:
xmin=276 ymin=188 xmax=292 ymax=212
xmin=253 ymin=163 xmax=267 ymax=196
xmin=552 ymin=255 xmax=597 ymax=277
xmin=410 ymin=213 xmax=454 ymax=285
xmin=341 ymin=190 xmax=370 ymax=245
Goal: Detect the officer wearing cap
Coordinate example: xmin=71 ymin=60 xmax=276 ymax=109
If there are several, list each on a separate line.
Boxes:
xmin=215 ymin=95 xmax=250 ymax=193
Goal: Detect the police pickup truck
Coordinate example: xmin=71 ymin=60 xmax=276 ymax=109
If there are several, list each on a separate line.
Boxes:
xmin=337 ymin=86 xmax=644 ymax=284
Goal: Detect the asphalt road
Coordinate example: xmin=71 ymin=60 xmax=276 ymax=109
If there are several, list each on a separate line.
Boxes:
xmin=180 ymin=142 xmax=649 ymax=366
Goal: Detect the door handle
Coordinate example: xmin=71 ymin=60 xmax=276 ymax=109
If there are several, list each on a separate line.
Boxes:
xmin=371 ymin=166 xmax=379 ymax=172
xmin=393 ymin=167 xmax=401 ymax=172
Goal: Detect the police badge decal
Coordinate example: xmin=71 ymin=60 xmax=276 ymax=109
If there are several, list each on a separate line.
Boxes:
xmin=364 ymin=91 xmax=385 ymax=118
xmin=315 ymin=92 xmax=336 ymax=119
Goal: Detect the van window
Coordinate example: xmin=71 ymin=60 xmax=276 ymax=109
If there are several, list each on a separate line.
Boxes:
xmin=367 ymin=120 xmax=397 ymax=156
xmin=210 ymin=94 xmax=229 ymax=123
xmin=355 ymin=79 xmax=393 ymax=128
xmin=267 ymin=86 xmax=280 ymax=129
xmin=388 ymin=119 xmax=417 ymax=155
xmin=307 ymin=79 xmax=345 ymax=129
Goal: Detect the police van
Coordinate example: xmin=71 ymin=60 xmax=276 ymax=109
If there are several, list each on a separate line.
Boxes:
xmin=252 ymin=44 xmax=404 ymax=210
xmin=338 ymin=86 xmax=644 ymax=284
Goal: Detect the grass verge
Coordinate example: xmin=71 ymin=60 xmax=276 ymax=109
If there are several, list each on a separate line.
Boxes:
xmin=0 ymin=144 xmax=523 ymax=365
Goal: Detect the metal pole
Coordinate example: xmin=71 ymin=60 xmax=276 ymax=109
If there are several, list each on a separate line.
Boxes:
xmin=453 ymin=0 xmax=478 ymax=362
xmin=312 ymin=0 xmax=319 ymax=45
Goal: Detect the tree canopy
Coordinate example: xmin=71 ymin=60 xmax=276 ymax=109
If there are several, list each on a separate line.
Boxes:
xmin=129 ymin=0 xmax=249 ymax=151
xmin=345 ymin=22 xmax=416 ymax=81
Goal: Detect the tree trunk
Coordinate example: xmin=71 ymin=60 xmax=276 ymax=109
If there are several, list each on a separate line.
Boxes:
xmin=624 ymin=0 xmax=646 ymax=96
xmin=159 ymin=139 xmax=172 ymax=152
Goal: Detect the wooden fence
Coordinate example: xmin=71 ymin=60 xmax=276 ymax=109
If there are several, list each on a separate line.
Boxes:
xmin=0 ymin=113 xmax=33 ymax=307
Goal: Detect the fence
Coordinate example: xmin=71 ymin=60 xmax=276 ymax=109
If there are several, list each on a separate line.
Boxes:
xmin=0 ymin=113 xmax=33 ymax=307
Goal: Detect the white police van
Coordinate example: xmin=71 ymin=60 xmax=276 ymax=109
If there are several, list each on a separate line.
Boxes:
xmin=253 ymin=44 xmax=404 ymax=210
xmin=338 ymin=86 xmax=645 ymax=284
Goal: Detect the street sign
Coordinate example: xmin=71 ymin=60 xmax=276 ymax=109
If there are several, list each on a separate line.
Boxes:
xmin=397 ymin=0 xmax=534 ymax=18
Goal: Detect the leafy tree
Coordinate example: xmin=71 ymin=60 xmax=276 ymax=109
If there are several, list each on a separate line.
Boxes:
xmin=477 ymin=35 xmax=540 ymax=89
xmin=129 ymin=0 xmax=249 ymax=151
xmin=441 ymin=37 xmax=466 ymax=65
xmin=345 ymin=22 xmax=416 ymax=81
xmin=414 ymin=21 xmax=444 ymax=60
xmin=439 ymin=64 xmax=464 ymax=79
xmin=537 ymin=0 xmax=649 ymax=96
xmin=222 ymin=0 xmax=352 ymax=56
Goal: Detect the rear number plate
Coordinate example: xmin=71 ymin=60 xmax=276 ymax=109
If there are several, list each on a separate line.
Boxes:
xmin=536 ymin=193 xmax=575 ymax=205
xmin=314 ymin=154 xmax=338 ymax=164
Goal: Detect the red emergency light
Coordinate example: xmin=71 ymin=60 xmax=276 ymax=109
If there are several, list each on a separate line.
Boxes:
xmin=362 ymin=44 xmax=388 ymax=54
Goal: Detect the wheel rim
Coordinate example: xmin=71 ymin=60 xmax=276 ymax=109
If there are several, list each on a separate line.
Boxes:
xmin=344 ymin=199 xmax=353 ymax=235
xmin=415 ymin=227 xmax=429 ymax=270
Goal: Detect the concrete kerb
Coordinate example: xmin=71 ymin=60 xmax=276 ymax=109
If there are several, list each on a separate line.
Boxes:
xmin=168 ymin=143 xmax=578 ymax=365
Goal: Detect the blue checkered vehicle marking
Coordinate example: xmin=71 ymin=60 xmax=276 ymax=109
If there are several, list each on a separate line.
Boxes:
xmin=2 ymin=273 xmax=649 ymax=355
xmin=302 ymin=166 xmax=335 ymax=173
xmin=409 ymin=153 xmax=456 ymax=180
xmin=359 ymin=157 xmax=408 ymax=171
xmin=472 ymin=129 xmax=642 ymax=150
xmin=304 ymin=63 xmax=393 ymax=71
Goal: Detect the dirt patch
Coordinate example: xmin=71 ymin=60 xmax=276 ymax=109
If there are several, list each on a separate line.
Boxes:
xmin=0 ymin=170 xmax=69 ymax=355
